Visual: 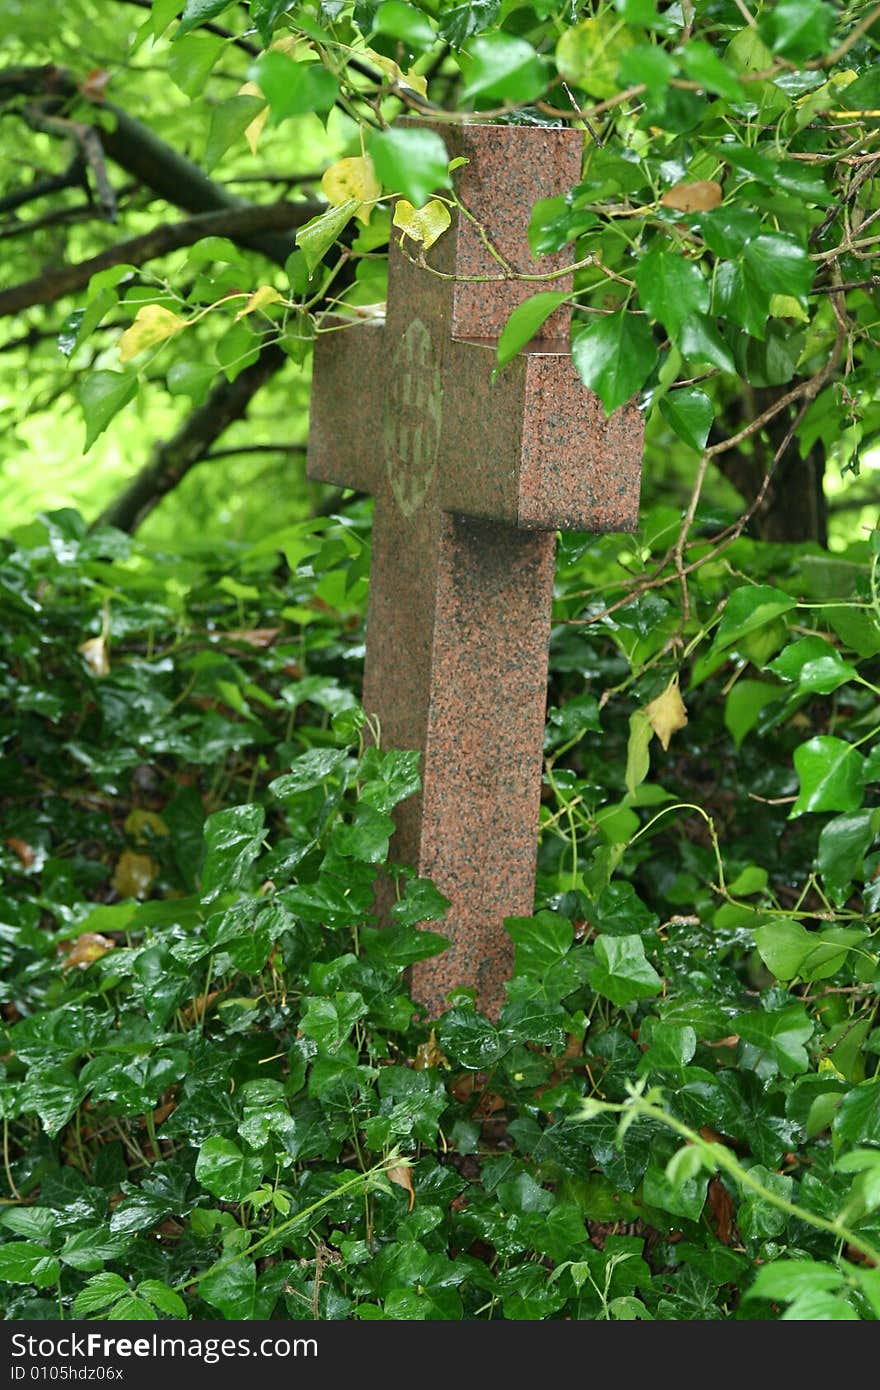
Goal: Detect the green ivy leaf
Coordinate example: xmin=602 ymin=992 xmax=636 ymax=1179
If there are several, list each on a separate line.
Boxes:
xmin=270 ymin=747 xmax=349 ymax=797
xmin=204 ymin=95 xmax=267 ymax=172
xmin=78 ymin=371 xmax=138 ymax=453
xmin=495 ymin=292 xmax=570 ymax=373
xmin=176 ymin=0 xmax=235 ymax=38
xmin=195 ymin=1137 xmax=264 ymax=1201
xmin=833 ymin=1081 xmax=880 ymax=1146
xmin=817 ymin=811 xmax=878 ymax=902
xmin=764 ymin=0 xmax=836 ymax=61
xmin=680 ymin=40 xmax=744 ymax=101
xmin=792 ymin=736 xmax=866 ymax=816
xmin=296 ymin=200 xmax=360 ymax=274
xmin=460 ymin=34 xmax=548 ymax=104
xmin=588 ymin=934 xmax=662 ymax=1005
xmin=658 ymin=387 xmax=713 ymax=452
xmin=734 ymin=1004 xmax=813 ymax=1076
xmin=572 ymin=311 xmax=658 ymax=415
xmin=249 ymin=53 xmax=339 ymax=122
xmin=200 ymin=1257 xmax=257 ymax=1320
xmin=635 ymin=244 xmax=710 ymax=337
xmin=368 ymin=128 xmax=451 ymax=208
xmin=712 ymin=584 xmax=797 ymax=654
xmin=200 ymin=803 xmax=265 ymax=901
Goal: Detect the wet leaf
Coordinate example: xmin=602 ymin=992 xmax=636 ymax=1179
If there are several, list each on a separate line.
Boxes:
xmin=323 ymin=156 xmax=381 ymax=226
xmin=119 ymin=305 xmax=186 ymax=363
xmin=644 ymin=674 xmax=688 ymax=751
xmin=660 ymin=180 xmax=723 ymax=212
xmin=235 ymin=286 xmax=284 ymax=319
xmin=63 ymin=933 xmax=114 ymax=970
xmin=111 ymin=850 xmax=159 ymax=899
xmin=387 ymin=1163 xmax=416 ymax=1210
xmin=392 ymin=198 xmax=452 ymax=251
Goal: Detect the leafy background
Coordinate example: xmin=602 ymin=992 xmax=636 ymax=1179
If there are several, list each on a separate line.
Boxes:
xmin=0 ymin=0 xmax=879 ymax=1323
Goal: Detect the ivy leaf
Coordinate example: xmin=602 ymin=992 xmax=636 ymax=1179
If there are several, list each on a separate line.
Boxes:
xmin=680 ymin=40 xmax=744 ymax=101
xmin=677 ymin=313 xmax=736 ymax=373
xmin=658 ymin=387 xmax=713 ymax=452
xmin=712 ymin=584 xmax=797 ymax=654
xmin=204 ymin=95 xmax=267 ymax=172
xmin=817 ymin=811 xmax=878 ymax=901
xmin=200 ymin=1257 xmax=257 ymax=1320
xmin=200 ymin=803 xmax=265 ymax=901
xmin=392 ymin=198 xmax=452 ymax=250
xmin=764 ymin=0 xmax=835 ymax=61
xmin=176 ymin=0 xmax=235 ymax=38
xmin=792 ymin=737 xmax=866 ymax=816
xmin=270 ymin=748 xmax=349 ymax=797
xmin=78 ymin=371 xmax=138 ymax=453
xmin=572 ymin=311 xmax=658 ymax=414
xmin=195 ymin=1137 xmax=264 ymax=1201
xmin=588 ymin=934 xmax=662 ymax=1005
xmin=249 ymin=53 xmax=339 ymax=122
xmin=0 ymin=1242 xmax=60 ymax=1288
xmin=495 ymin=291 xmax=570 ymax=373
xmin=634 ymin=244 xmax=709 ymax=337
xmin=296 ymin=200 xmax=360 ymax=274
xmin=368 ymin=128 xmax=451 ymax=208
xmin=556 ymin=16 xmax=634 ymax=98
xmin=438 ymin=0 xmax=500 ymax=48
xmin=460 ymin=34 xmax=548 ymax=104
xmin=734 ymin=1004 xmax=813 ymax=1076
xmin=119 ymin=305 xmax=186 ymax=363
xmin=834 ymin=1082 xmax=880 ymax=1146
xmin=742 ymin=234 xmax=815 ymax=299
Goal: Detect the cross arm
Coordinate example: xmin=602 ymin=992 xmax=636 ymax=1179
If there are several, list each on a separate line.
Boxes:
xmin=440 ymin=338 xmax=643 ymax=533
xmin=306 ymin=319 xmax=387 ymax=496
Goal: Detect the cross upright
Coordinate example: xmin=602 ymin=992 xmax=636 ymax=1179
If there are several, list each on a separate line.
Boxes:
xmin=307 ymin=121 xmax=644 ymax=1019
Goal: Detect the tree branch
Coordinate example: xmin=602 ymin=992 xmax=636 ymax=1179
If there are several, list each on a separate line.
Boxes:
xmin=0 ymin=154 xmax=85 ymax=214
xmin=93 ymin=344 xmax=287 ymax=534
xmin=0 ymin=66 xmax=304 ymax=264
xmin=0 ymin=199 xmax=320 ymax=319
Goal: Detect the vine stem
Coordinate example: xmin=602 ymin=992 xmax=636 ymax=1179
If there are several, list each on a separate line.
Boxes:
xmin=175 ymin=1152 xmax=404 ymax=1294
xmin=583 ymin=1088 xmax=880 ymax=1267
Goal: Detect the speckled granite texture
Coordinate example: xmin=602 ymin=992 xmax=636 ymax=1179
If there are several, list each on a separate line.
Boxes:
xmin=307 ymin=123 xmax=645 ymax=1018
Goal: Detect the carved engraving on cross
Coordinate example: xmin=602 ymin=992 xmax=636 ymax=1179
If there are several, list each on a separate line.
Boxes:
xmin=307 ymin=121 xmax=645 ymax=1019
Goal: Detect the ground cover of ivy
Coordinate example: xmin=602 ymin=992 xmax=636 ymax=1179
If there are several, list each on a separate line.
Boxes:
xmin=1 ymin=504 xmax=880 ymax=1321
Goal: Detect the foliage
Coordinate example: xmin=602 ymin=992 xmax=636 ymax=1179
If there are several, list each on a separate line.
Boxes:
xmin=1 ymin=504 xmax=879 ymax=1321
xmin=0 ymin=0 xmax=879 ymax=541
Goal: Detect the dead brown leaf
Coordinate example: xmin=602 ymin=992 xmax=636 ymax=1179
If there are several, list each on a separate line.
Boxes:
xmin=661 ymin=179 xmax=723 ymax=212
xmin=63 ymin=933 xmax=114 ymax=970
xmin=5 ymin=837 xmax=35 ymax=867
xmin=706 ymin=1176 xmax=736 ymax=1245
xmin=387 ymin=1163 xmax=415 ymax=1211
xmin=79 ymin=635 xmax=110 ymax=676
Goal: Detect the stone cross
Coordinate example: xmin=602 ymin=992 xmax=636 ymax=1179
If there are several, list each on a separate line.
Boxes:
xmin=307 ymin=122 xmax=644 ymax=1018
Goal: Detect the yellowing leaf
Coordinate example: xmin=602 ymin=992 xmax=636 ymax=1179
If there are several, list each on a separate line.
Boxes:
xmin=78 ymin=635 xmax=110 ymax=676
xmin=364 ymin=48 xmax=428 ymax=98
xmin=387 ymin=1163 xmax=415 ymax=1211
xmin=769 ymin=293 xmax=809 ymax=323
xmin=237 ymin=81 xmax=269 ymax=155
xmin=119 ymin=305 xmax=186 ymax=363
xmin=661 ymin=180 xmax=723 ymax=212
xmin=644 ymin=674 xmax=688 ymax=751
xmin=124 ymin=809 xmax=170 ymax=843
xmin=321 ymin=156 xmax=381 ymax=226
xmin=64 ymin=933 xmax=114 ymax=970
xmin=555 ymin=17 xmax=634 ymax=100
xmin=112 ymin=850 xmax=159 ymax=900
xmin=413 ymin=1028 xmax=449 ymax=1070
xmin=392 ymin=198 xmax=451 ymax=250
xmin=235 ymin=286 xmax=284 ymax=319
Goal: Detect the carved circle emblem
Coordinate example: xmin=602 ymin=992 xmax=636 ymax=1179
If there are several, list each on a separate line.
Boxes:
xmin=384 ymin=318 xmax=442 ymax=517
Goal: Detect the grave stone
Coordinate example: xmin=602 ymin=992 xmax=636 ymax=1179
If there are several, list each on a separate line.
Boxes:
xmin=308 ymin=121 xmax=644 ymax=1017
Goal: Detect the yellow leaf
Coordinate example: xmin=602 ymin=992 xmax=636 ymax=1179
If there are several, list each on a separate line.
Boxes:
xmin=112 ymin=850 xmax=159 ymax=900
xmin=119 ymin=305 xmax=185 ymax=363
xmin=321 ymin=156 xmax=381 ymax=226
xmin=644 ymin=674 xmax=688 ymax=752
xmin=235 ymin=285 xmax=284 ymax=320
xmin=78 ymin=635 xmax=110 ymax=676
xmin=770 ymin=294 xmax=809 ymax=323
xmin=818 ymin=1056 xmax=847 ymax=1082
xmin=387 ymin=1163 xmax=415 ymax=1211
xmin=124 ymin=809 xmax=169 ymax=844
xmin=413 ymin=1028 xmax=449 ymax=1070
xmin=392 ymin=198 xmax=451 ymax=250
xmin=64 ymin=933 xmax=114 ymax=971
xmin=364 ymin=48 xmax=428 ymax=98
xmin=661 ymin=180 xmax=723 ymax=212
xmin=238 ymin=81 xmax=269 ymax=155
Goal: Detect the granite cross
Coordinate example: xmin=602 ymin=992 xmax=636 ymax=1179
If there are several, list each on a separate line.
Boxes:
xmin=307 ymin=122 xmax=644 ymax=1018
